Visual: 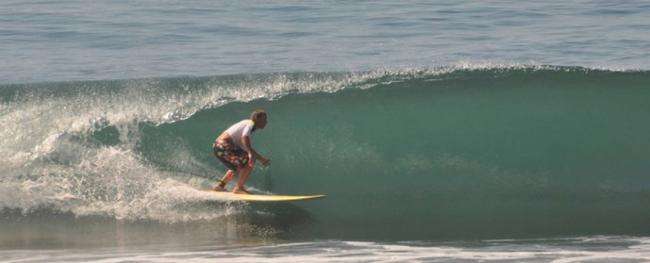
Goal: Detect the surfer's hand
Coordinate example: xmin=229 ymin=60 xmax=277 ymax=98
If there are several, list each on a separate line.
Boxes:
xmin=247 ymin=153 xmax=255 ymax=167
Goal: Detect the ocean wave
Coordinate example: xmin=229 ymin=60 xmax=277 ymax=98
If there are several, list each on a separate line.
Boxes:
xmin=2 ymin=65 xmax=650 ymax=239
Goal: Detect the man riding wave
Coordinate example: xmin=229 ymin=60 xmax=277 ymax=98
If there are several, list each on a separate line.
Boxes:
xmin=212 ymin=109 xmax=270 ymax=194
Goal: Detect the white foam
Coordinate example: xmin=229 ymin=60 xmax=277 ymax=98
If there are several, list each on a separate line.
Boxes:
xmin=4 ymin=236 xmax=650 ymax=263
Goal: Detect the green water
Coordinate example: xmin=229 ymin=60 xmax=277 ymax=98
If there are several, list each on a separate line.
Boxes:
xmin=133 ymin=68 xmax=650 ymax=240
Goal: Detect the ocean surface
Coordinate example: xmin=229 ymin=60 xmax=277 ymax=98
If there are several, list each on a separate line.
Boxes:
xmin=2 ymin=1 xmax=650 ymax=262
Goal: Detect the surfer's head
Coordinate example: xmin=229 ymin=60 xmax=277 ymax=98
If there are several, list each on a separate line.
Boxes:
xmin=251 ymin=109 xmax=267 ymax=129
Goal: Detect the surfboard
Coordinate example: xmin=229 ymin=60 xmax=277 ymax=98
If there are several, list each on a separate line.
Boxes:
xmin=204 ymin=190 xmax=326 ymax=202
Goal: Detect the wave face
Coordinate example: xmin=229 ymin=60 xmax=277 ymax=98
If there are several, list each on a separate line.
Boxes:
xmin=2 ymin=66 xmax=650 ymax=240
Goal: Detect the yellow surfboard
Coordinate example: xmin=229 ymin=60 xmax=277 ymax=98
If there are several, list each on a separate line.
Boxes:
xmin=204 ymin=191 xmax=326 ymax=202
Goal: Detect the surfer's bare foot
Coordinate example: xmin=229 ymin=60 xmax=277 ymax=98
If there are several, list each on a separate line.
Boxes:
xmin=232 ymin=187 xmax=250 ymax=194
xmin=212 ymin=185 xmax=226 ymax=192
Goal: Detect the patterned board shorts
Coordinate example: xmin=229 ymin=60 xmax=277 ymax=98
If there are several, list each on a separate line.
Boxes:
xmin=213 ymin=140 xmax=249 ymax=170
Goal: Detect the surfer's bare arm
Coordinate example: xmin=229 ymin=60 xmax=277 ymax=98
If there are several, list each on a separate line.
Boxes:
xmin=242 ymin=135 xmax=270 ymax=166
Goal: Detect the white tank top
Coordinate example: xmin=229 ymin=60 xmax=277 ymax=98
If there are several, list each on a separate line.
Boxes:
xmin=224 ymin=119 xmax=254 ymax=150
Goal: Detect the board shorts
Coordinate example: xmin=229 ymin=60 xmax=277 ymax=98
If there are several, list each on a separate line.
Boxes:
xmin=213 ymin=140 xmax=249 ymax=170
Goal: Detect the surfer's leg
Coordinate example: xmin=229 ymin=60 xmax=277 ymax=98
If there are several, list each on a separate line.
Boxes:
xmin=223 ymin=170 xmax=235 ymax=182
xmin=213 ymin=170 xmax=234 ymax=191
xmin=233 ymin=166 xmax=252 ymax=194
xmin=213 ymin=142 xmax=238 ymax=191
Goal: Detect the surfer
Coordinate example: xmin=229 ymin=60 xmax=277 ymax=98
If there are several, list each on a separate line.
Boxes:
xmin=212 ymin=109 xmax=270 ymax=194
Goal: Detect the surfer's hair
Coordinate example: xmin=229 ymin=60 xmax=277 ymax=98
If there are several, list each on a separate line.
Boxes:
xmin=250 ymin=109 xmax=267 ymax=121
